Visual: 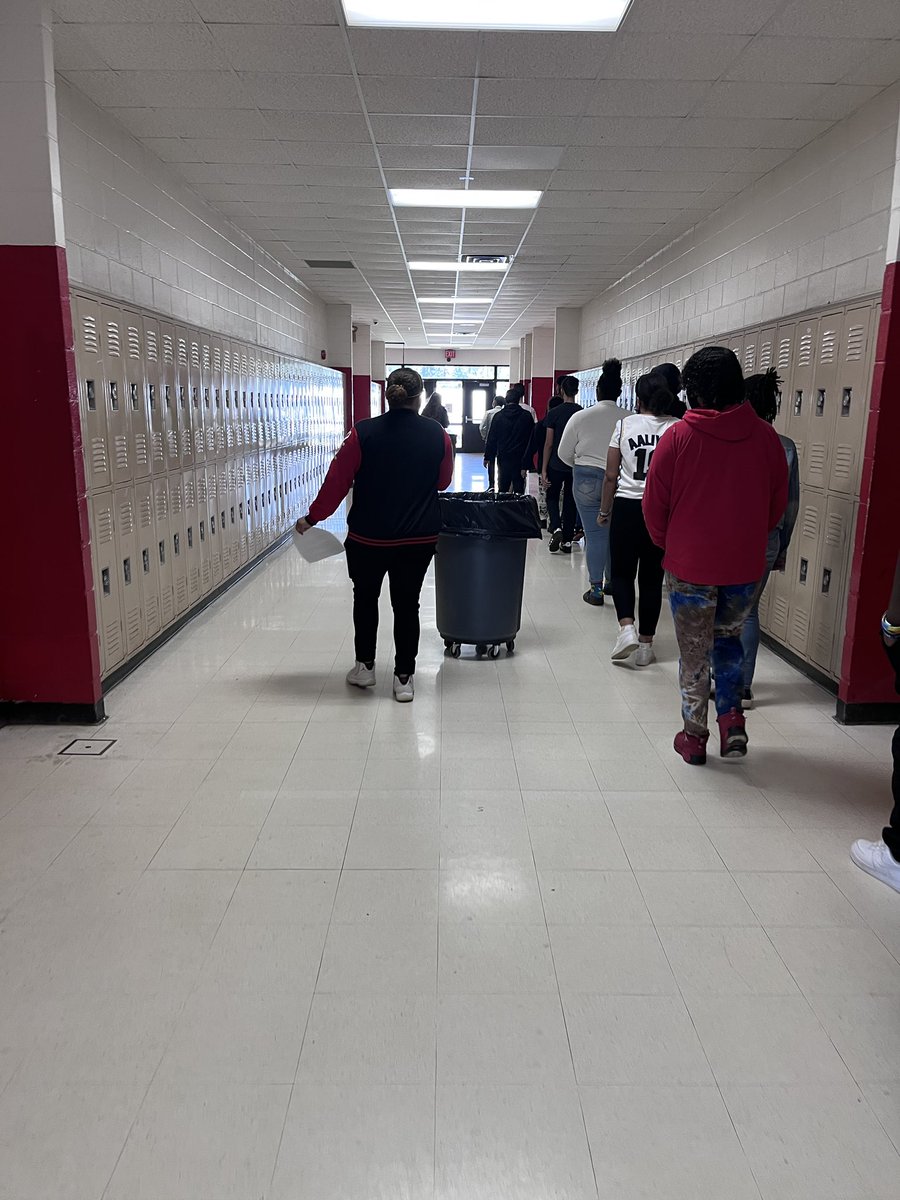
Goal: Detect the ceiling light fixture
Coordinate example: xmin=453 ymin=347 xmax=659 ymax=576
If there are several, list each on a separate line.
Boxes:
xmin=423 ymin=319 xmax=481 ymax=325
xmin=343 ymin=0 xmax=629 ymax=31
xmin=417 ymin=297 xmax=493 ymax=304
xmin=391 ymin=189 xmax=540 ymax=209
xmin=409 ymin=261 xmax=510 ymax=272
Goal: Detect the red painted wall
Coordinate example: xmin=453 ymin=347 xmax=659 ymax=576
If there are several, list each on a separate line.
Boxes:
xmin=0 ymin=246 xmax=101 ymax=705
xmin=840 ymin=261 xmax=900 ymax=706
xmin=335 ymin=366 xmax=352 ymax=432
xmin=352 ymin=374 xmax=372 ymax=426
xmin=531 ymin=376 xmax=553 ymax=421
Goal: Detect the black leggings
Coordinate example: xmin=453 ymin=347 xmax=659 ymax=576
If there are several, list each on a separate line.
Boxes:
xmin=546 ymin=466 xmax=577 ymax=540
xmin=345 ymin=539 xmax=436 ymax=675
xmin=609 ymin=496 xmax=665 ymax=637
xmin=497 ymin=456 xmax=525 ymax=494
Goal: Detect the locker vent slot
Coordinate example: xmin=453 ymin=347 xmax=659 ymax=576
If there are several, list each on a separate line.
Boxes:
xmin=177 ymin=337 xmax=188 ymax=367
xmin=91 ymin=438 xmax=108 ymax=476
xmin=163 ymin=333 xmax=175 ymax=365
xmin=118 ymin=499 xmax=135 ymax=536
xmin=191 ymin=341 xmax=201 ymax=370
xmin=818 ymin=327 xmax=836 ymax=365
xmin=127 ymin=325 xmax=141 ymax=359
xmin=824 ymin=513 xmax=845 ymax=548
xmin=833 ymin=446 xmax=854 ymax=480
xmin=759 ymin=339 xmax=773 ymax=369
xmin=214 ymin=346 xmax=222 ymax=372
xmin=106 ymin=321 xmax=122 ymax=357
xmin=203 ymin=344 xmax=211 ymax=372
xmin=114 ymin=436 xmax=129 ymax=472
xmin=743 ymin=344 xmax=756 ymax=373
xmin=81 ymin=314 xmax=99 ymax=355
xmin=801 ymin=508 xmax=819 ymax=539
xmin=790 ymin=608 xmax=810 ymax=642
xmin=95 ymin=505 xmax=114 ymax=545
xmin=797 ymin=329 xmax=813 ymax=366
xmin=845 ymin=323 xmax=865 ymax=362
xmin=145 ymin=328 xmax=158 ymax=362
xmin=807 ymin=444 xmax=826 ymax=476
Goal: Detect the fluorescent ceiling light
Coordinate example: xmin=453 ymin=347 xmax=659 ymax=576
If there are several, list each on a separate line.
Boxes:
xmin=409 ymin=261 xmax=509 ymax=272
xmin=424 ymin=319 xmax=481 ymax=325
xmin=417 ymin=297 xmax=493 ymax=305
xmin=343 ymin=0 xmax=629 ymax=32
xmin=391 ymin=188 xmax=540 ymax=209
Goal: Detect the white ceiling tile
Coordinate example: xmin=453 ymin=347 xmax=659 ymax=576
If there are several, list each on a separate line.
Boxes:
xmin=105 ymin=107 xmax=270 ymax=137
xmin=287 ymin=165 xmax=383 ymax=187
xmin=766 ymin=0 xmax=900 ymax=39
xmin=475 ymin=117 xmax=581 ymax=146
xmin=478 ymin=31 xmax=614 ymax=78
xmin=171 ymin=138 xmax=290 ymax=165
xmin=192 ymin=0 xmax=336 ymax=21
xmin=359 ymin=76 xmax=473 ymax=115
xmin=281 ymin=141 xmax=379 ymax=166
xmin=573 ymin=117 xmax=680 ymax=146
xmin=798 ymin=84 xmax=885 ymax=121
xmin=52 ymin=23 xmax=111 ymax=69
xmin=371 ymin=116 xmax=471 ymax=144
xmin=260 ymin=112 xmax=371 ymax=141
xmin=68 ymin=22 xmax=228 ymax=69
xmin=470 ymin=146 xmax=564 ymax=170
xmin=238 ymin=73 xmax=359 ymax=112
xmin=621 ymin=0 xmax=783 ymax=34
xmin=306 ymin=186 xmax=386 ymax=206
xmin=548 ymin=169 xmax=723 ymax=191
xmin=603 ymin=32 xmax=752 ymax=80
xmin=348 ymin=29 xmax=479 ymax=76
xmin=378 ymin=146 xmax=468 ymax=169
xmin=60 ymin=69 xmax=138 ymax=106
xmin=120 ymin=70 xmax=255 ymax=108
xmin=583 ymin=79 xmax=711 ymax=118
xmin=476 ymin=79 xmax=592 ymax=118
xmin=55 ymin=0 xmax=190 ymax=17
xmin=208 ymin=23 xmax=349 ymax=73
xmin=666 ymin=117 xmax=832 ymax=150
xmin=724 ymin=36 xmax=878 ymax=84
xmin=692 ymin=81 xmax=830 ymax=119
xmin=839 ymin=39 xmax=900 ymax=86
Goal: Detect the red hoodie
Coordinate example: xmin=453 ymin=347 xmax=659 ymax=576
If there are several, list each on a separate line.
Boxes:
xmin=642 ymin=403 xmax=788 ymax=586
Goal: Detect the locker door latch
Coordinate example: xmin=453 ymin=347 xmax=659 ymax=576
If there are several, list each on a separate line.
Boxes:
xmin=815 ymin=389 xmax=825 ymax=416
xmin=841 ymin=388 xmax=852 ymax=416
xmin=821 ymin=568 xmax=831 ymax=595
xmin=793 ymin=390 xmax=802 ymax=415
xmin=799 ymin=558 xmax=808 ymax=584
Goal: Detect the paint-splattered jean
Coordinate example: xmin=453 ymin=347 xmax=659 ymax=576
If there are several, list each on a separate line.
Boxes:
xmin=668 ymin=575 xmax=757 ymax=733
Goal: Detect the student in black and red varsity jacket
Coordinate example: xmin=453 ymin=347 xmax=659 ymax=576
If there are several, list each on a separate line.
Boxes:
xmin=296 ymin=367 xmax=454 ymax=703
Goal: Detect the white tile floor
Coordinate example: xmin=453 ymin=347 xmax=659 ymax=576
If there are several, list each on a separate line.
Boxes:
xmin=1 ymin=454 xmax=898 ymax=1199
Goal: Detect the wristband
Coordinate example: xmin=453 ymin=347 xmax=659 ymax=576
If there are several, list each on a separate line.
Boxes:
xmin=599 ymin=510 xmax=611 ymax=519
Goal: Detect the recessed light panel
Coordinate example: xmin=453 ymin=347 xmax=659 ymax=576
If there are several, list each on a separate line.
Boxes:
xmin=409 ymin=261 xmax=510 ymax=272
xmin=424 ymin=319 xmax=480 ymax=324
xmin=343 ymin=0 xmax=629 ymax=31
xmin=418 ymin=297 xmax=493 ymax=304
xmin=391 ymin=189 xmax=541 ymax=209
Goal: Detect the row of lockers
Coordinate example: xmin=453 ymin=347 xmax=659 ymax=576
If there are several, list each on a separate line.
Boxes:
xmin=72 ymin=291 xmax=345 ymax=678
xmin=73 ymin=294 xmax=342 ymax=492
xmin=578 ymin=297 xmax=879 ymax=682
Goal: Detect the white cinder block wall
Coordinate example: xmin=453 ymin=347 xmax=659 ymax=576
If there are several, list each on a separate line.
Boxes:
xmin=579 ymin=85 xmax=900 ymax=366
xmin=56 ymin=81 xmax=327 ymax=360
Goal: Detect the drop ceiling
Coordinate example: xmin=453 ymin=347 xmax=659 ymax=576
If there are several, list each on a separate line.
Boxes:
xmin=54 ymin=0 xmax=900 ymax=348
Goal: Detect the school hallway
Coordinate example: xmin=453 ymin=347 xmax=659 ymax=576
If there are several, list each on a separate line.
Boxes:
xmin=0 ymin=454 xmax=898 ymax=1200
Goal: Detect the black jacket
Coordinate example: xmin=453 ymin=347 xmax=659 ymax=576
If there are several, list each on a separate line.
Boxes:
xmin=350 ymin=409 xmax=448 ymax=543
xmin=485 ymin=403 xmax=535 ymax=464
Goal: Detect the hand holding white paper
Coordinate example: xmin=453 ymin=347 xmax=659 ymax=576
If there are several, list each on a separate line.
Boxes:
xmin=292 ymin=526 xmax=344 ymax=563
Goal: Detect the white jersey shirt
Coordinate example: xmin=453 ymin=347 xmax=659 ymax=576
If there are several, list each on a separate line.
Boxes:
xmin=609 ymin=412 xmax=678 ymax=500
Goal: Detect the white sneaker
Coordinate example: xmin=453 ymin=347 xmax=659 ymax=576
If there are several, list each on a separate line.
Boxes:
xmin=346 ymin=661 xmax=376 ymax=688
xmin=611 ymin=624 xmax=640 ymax=661
xmin=635 ymin=642 xmax=655 ymax=667
xmin=393 ymin=674 xmax=415 ymax=703
xmin=850 ymin=838 xmax=900 ymax=893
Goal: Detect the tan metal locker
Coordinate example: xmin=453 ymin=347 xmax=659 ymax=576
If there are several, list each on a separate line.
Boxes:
xmin=204 ymin=466 xmax=220 ymax=586
xmin=728 ymin=335 xmax=744 ymax=364
xmin=765 ymin=566 xmax=792 ymax=645
xmin=115 ymin=485 xmax=143 ymax=657
xmin=237 ymin=459 xmax=250 ymax=565
xmin=91 ymin=491 xmax=125 ymax=674
xmin=134 ymin=479 xmax=162 ymax=641
xmin=152 ymin=477 xmax=175 ymax=627
xmin=785 ymin=317 xmax=817 ymax=478
xmin=169 ymin=473 xmax=189 ymax=615
xmin=216 ymin=462 xmax=229 ymax=576
xmin=143 ymin=317 xmax=166 ymax=476
xmin=772 ymin=322 xmax=795 ymax=440
xmin=756 ymin=326 xmax=776 ymax=373
xmin=101 ymin=304 xmax=132 ymax=486
xmin=190 ymin=331 xmax=206 ymax=465
xmin=830 ymin=304 xmax=874 ymax=497
xmin=159 ymin=322 xmax=180 ymax=470
xmin=73 ymin=294 xmax=111 ymax=491
xmin=741 ymin=332 xmax=758 ymax=377
xmin=183 ymin=469 xmax=202 ymax=606
xmin=123 ymin=311 xmax=151 ymax=482
xmin=808 ymin=493 xmax=854 ymax=676
xmin=195 ymin=467 xmax=212 ymax=594
xmin=786 ymin=489 xmax=825 ymax=659
xmin=223 ymin=341 xmax=236 ymax=457
xmin=224 ymin=460 xmax=239 ymax=577
xmin=757 ymin=572 xmax=773 ymax=628
xmin=804 ymin=312 xmax=840 ymax=491
xmin=174 ymin=327 xmax=194 ymax=468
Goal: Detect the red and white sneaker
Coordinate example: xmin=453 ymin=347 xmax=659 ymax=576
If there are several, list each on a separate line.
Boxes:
xmin=717 ymin=708 xmax=748 ymax=758
xmin=674 ymin=729 xmax=709 ymax=766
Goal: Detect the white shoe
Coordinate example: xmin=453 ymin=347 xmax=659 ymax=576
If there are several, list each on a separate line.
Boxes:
xmin=611 ymin=624 xmax=640 ymax=661
xmin=346 ymin=661 xmax=376 ymax=688
xmin=850 ymin=838 xmax=900 ymax=893
xmin=635 ymin=642 xmax=655 ymax=667
xmin=393 ymin=674 xmax=415 ymax=703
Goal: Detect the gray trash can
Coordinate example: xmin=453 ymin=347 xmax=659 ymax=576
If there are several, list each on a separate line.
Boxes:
xmin=435 ymin=492 xmax=541 ymax=659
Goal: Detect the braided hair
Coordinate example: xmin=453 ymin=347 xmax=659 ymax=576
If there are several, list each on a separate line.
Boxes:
xmin=744 ymin=368 xmax=781 ymax=424
xmin=682 ymin=346 xmax=744 ymax=412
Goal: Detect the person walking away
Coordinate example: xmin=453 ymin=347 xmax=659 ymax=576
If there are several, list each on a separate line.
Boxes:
xmin=653 ymin=362 xmax=687 ymax=419
xmin=480 ymin=395 xmax=504 ymax=489
xmin=739 ymin=368 xmax=800 ymax=708
xmin=599 ymin=373 xmax=678 ymax=665
xmin=296 ymin=367 xmax=453 ymax=703
xmin=557 ymin=358 xmax=627 ymax=606
xmin=484 ymin=384 xmax=535 ymax=494
xmin=523 ymin=392 xmax=562 ymax=528
xmin=421 ymin=390 xmax=450 ymax=428
xmin=851 ymin=550 xmax=900 ymax=893
xmin=542 ymin=375 xmax=582 ymax=553
xmin=642 ymin=347 xmax=788 ymax=763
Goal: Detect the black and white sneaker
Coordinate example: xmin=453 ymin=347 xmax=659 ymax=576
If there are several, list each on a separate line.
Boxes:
xmin=548 ymin=529 xmax=562 ymax=552
xmin=560 ymin=541 xmax=573 ymax=554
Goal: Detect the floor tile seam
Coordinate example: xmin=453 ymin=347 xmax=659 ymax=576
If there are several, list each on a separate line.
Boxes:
xmin=824 ymin=872 xmax=900 ymax=967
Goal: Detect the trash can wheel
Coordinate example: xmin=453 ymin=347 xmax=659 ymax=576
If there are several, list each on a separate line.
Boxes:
xmin=448 ymin=642 xmax=462 ymax=658
xmin=476 ymin=643 xmax=487 ymax=657
xmin=488 ymin=644 xmax=501 ymax=659
xmin=506 ymin=640 xmax=516 ymax=654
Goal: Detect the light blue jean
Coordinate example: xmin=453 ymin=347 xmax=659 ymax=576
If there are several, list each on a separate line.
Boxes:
xmin=573 ymin=465 xmax=610 ymax=586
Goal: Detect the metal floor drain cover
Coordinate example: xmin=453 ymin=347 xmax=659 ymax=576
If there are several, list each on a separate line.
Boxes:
xmin=60 ymin=738 xmax=116 ymax=756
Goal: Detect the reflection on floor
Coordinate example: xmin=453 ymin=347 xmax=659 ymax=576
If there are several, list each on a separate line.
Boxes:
xmin=0 ymin=454 xmax=898 ymax=1199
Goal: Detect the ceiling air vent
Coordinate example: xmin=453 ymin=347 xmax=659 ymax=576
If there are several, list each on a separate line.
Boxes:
xmin=304 ymin=260 xmax=356 ymax=269
xmin=461 ymin=255 xmax=512 ymax=265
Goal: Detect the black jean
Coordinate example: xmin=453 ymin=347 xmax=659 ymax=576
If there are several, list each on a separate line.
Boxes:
xmin=546 ymin=466 xmax=576 ymax=540
xmin=884 ymin=637 xmax=900 ymax=860
xmin=609 ymin=496 xmax=665 ymax=637
xmin=497 ymin=456 xmax=525 ymax=494
xmin=345 ymin=539 xmax=435 ymax=676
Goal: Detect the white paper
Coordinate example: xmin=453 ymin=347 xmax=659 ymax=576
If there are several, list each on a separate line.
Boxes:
xmin=292 ymin=526 xmax=345 ymax=563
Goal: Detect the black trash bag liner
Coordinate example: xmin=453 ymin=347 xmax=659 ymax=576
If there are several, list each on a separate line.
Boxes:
xmin=439 ymin=491 xmax=542 ymax=539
